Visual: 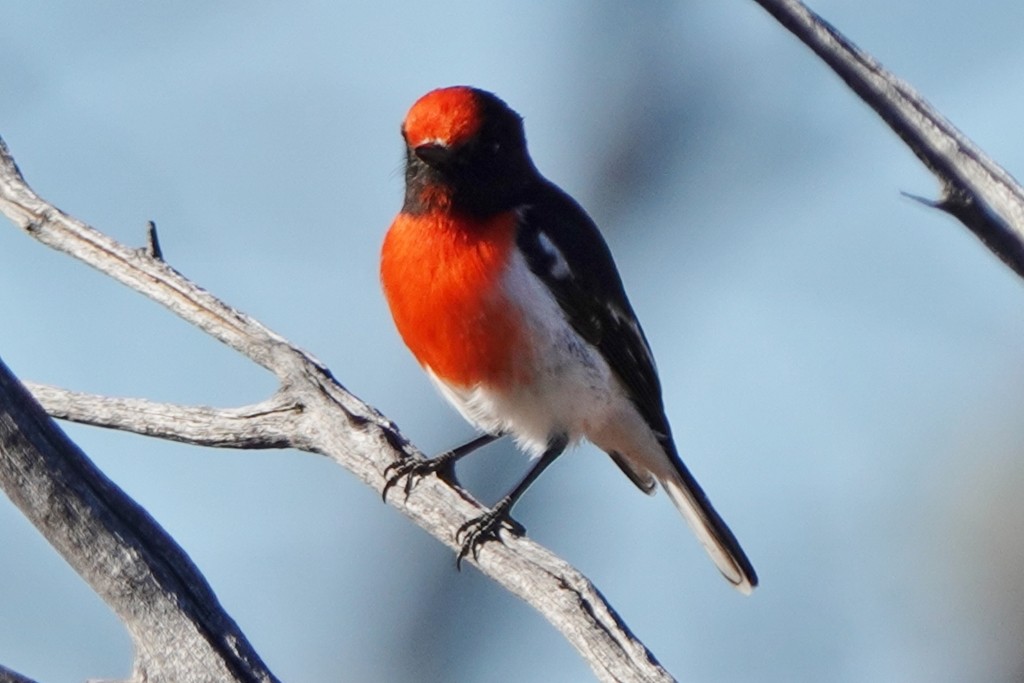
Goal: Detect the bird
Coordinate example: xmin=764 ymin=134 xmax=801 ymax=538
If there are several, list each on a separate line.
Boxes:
xmin=380 ymin=86 xmax=757 ymax=593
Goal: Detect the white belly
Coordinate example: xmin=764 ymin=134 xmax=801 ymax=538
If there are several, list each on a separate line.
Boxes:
xmin=428 ymin=249 xmax=620 ymax=457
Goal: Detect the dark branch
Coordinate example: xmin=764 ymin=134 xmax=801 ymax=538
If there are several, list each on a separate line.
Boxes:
xmin=0 ymin=664 xmax=40 ymax=683
xmin=753 ymin=0 xmax=1024 ymax=278
xmin=146 ymin=220 xmax=164 ymax=261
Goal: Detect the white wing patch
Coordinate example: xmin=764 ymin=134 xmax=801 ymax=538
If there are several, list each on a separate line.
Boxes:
xmin=537 ymin=230 xmax=573 ymax=280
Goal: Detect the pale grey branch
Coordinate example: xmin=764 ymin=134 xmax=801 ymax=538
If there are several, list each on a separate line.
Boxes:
xmin=0 ymin=134 xmax=673 ymax=683
xmin=0 ymin=138 xmax=294 ymax=375
xmin=25 ymin=383 xmax=307 ymax=450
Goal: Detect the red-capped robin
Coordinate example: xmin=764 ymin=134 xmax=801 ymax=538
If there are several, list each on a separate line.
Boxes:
xmin=381 ymin=86 xmax=757 ymax=593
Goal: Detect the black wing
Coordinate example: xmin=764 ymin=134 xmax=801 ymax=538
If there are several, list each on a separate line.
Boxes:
xmin=515 ymin=179 xmax=672 ymax=448
xmin=518 ymin=181 xmax=759 ymax=590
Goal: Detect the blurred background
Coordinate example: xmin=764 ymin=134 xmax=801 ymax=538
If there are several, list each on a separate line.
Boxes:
xmin=2 ymin=1 xmax=1024 ymax=681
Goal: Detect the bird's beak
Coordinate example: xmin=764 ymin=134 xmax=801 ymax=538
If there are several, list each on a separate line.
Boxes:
xmin=413 ymin=142 xmax=450 ymax=166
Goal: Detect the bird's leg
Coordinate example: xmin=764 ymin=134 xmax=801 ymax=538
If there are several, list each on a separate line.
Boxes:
xmin=382 ymin=432 xmax=500 ymax=501
xmin=455 ymin=433 xmax=568 ymax=568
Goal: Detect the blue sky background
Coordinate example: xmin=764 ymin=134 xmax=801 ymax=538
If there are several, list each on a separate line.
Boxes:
xmin=2 ymin=1 xmax=1024 ymax=681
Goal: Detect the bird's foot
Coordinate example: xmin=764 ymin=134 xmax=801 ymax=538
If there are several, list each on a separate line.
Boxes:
xmin=454 ymin=503 xmax=525 ymax=569
xmin=381 ymin=455 xmax=457 ymax=502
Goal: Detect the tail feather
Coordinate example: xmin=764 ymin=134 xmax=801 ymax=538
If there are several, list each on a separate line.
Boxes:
xmin=658 ymin=463 xmax=758 ymax=595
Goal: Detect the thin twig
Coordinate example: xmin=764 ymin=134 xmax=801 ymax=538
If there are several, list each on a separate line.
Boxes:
xmin=146 ymin=220 xmax=164 ymax=261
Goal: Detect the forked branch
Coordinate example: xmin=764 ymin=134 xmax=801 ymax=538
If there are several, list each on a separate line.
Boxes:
xmin=5 ymin=3 xmax=1023 ymax=680
xmin=0 ymin=135 xmax=673 ymax=683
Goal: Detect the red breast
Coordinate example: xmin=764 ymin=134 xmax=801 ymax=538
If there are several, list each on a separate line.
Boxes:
xmin=380 ymin=209 xmax=533 ymax=390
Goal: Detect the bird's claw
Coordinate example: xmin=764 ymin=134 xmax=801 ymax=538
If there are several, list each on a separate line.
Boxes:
xmin=454 ymin=507 xmax=525 ymax=569
xmin=381 ymin=456 xmax=456 ymax=502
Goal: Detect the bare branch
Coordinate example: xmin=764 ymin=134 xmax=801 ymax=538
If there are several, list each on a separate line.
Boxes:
xmin=753 ymin=0 xmax=1024 ymax=278
xmin=0 ymin=138 xmax=294 ymax=375
xmin=0 ymin=135 xmax=674 ymax=683
xmin=0 ymin=356 xmax=278 ymax=683
xmin=25 ymin=383 xmax=306 ymax=450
